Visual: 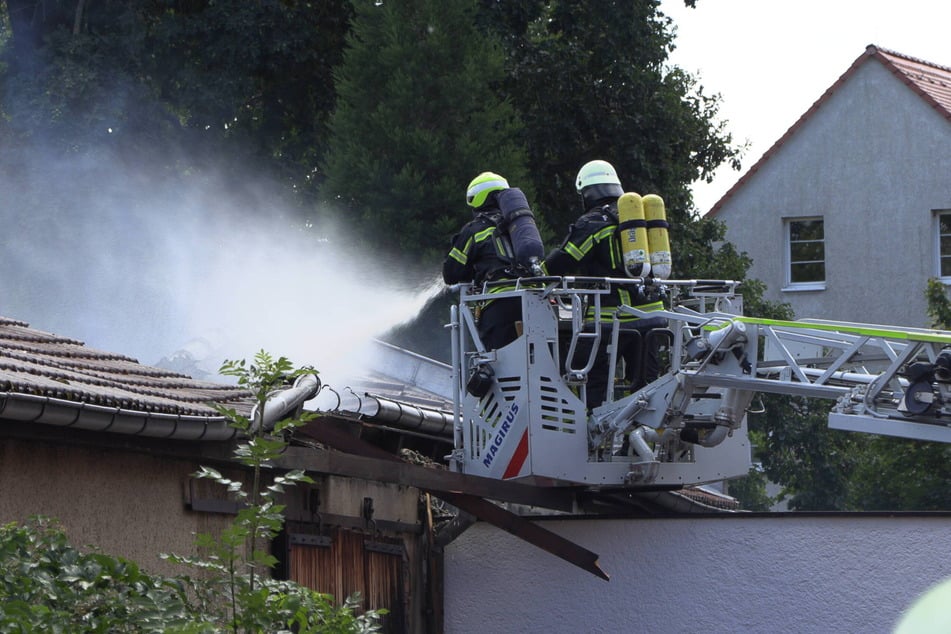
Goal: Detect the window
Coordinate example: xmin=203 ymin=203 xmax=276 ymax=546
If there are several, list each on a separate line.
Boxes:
xmin=784 ymin=217 xmax=825 ymax=290
xmin=935 ymin=211 xmax=951 ymax=280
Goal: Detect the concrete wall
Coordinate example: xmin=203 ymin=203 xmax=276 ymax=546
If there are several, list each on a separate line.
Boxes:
xmin=713 ymin=59 xmax=951 ymax=328
xmin=445 ymin=515 xmax=951 ymax=633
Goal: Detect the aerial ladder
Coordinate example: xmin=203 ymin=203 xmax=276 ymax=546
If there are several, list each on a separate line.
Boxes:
xmin=447 ymin=276 xmax=951 ymax=489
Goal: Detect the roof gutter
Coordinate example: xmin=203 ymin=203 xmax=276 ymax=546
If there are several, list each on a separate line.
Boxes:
xmin=0 ymin=392 xmax=238 ymax=441
xmin=312 ymin=387 xmax=456 ymax=438
xmin=0 ymin=372 xmax=322 ymax=442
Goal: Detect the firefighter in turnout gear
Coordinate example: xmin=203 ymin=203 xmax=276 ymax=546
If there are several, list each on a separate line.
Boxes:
xmin=443 ymin=172 xmax=544 ymax=351
xmin=545 ymin=160 xmax=666 ymax=409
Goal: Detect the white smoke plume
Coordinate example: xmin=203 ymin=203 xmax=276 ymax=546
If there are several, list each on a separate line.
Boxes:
xmin=0 ymin=145 xmax=447 ymax=388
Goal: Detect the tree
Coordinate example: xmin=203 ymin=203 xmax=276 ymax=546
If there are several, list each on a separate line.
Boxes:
xmin=501 ymin=0 xmax=741 ymax=256
xmin=137 ymin=0 xmax=353 ymax=201
xmin=840 ymin=278 xmax=951 ymax=510
xmin=925 ymin=277 xmax=951 ymax=329
xmin=320 ymin=0 xmax=534 ymax=264
xmin=0 ymin=0 xmax=351 ymax=210
xmin=479 ymin=0 xmax=770 ymax=333
xmin=749 ymin=280 xmax=951 ymax=511
xmin=845 ymin=436 xmax=951 ymax=510
xmin=328 ymin=0 xmax=779 ymax=361
xmin=750 ymin=394 xmax=866 ymax=511
xmin=0 ymin=516 xmax=197 ymax=632
xmin=727 ymin=466 xmax=774 ymax=512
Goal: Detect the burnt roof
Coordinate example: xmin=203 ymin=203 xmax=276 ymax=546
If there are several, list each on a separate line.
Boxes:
xmin=706 ymin=44 xmax=951 ymax=217
xmin=0 ymin=316 xmax=252 ymax=417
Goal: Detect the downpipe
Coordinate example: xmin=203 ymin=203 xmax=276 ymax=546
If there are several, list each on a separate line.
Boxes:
xmin=251 ymin=373 xmax=321 ymax=433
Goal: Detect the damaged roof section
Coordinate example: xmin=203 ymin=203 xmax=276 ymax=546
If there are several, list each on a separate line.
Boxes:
xmin=0 ymin=316 xmax=253 ymax=439
xmin=310 ymin=340 xmax=456 ymax=443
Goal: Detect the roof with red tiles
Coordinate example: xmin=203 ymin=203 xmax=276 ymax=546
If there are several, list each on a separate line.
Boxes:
xmin=0 ymin=316 xmax=252 ymax=417
xmin=706 ymin=45 xmax=951 ymax=217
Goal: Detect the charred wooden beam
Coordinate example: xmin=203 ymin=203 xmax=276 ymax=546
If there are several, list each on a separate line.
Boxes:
xmin=289 ymin=418 xmax=611 ymax=581
xmin=290 ymin=419 xmax=577 ymax=512
xmin=439 ymin=491 xmax=609 ymax=582
xmin=433 ymin=511 xmax=476 ymax=549
xmin=273 ymin=445 xmax=575 ymax=513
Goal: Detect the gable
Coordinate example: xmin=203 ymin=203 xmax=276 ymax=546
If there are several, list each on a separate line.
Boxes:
xmin=707 ymin=45 xmax=951 ymax=217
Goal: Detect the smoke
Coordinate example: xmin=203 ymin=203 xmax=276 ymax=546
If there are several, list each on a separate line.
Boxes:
xmin=0 ymin=145 xmax=447 ymax=388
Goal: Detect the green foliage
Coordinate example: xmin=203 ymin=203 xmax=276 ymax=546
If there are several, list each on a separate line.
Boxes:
xmin=748 ymin=280 xmax=951 ymax=511
xmin=0 ymin=0 xmax=350 ymax=210
xmin=0 ymin=516 xmax=382 ymax=633
xmin=845 ymin=438 xmax=951 ymax=510
xmin=925 ymin=277 xmax=951 ymax=329
xmin=727 ymin=467 xmax=774 ymax=512
xmin=162 ymin=350 xmax=383 ymax=633
xmin=136 ymin=0 xmax=353 ymax=199
xmin=750 ymin=395 xmax=865 ymax=511
xmin=321 ymin=0 xmax=534 ymax=263
xmin=833 ymin=280 xmax=951 ymax=511
xmin=0 ymin=352 xmax=381 ymax=633
xmin=0 ymin=516 xmax=199 ymax=632
xmin=500 ymin=0 xmax=741 ymax=241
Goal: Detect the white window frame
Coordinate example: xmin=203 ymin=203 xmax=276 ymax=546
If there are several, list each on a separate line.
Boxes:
xmin=783 ymin=216 xmax=826 ymax=292
xmin=934 ymin=210 xmax=951 ymax=284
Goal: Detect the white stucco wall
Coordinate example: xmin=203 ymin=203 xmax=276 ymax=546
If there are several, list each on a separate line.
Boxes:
xmin=712 ymin=57 xmax=951 ymax=328
xmin=445 ymin=515 xmax=951 ymax=633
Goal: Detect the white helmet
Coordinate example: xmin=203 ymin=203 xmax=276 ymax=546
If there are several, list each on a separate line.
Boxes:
xmin=576 ymin=160 xmax=621 ymax=192
xmin=575 ymin=160 xmax=623 ymax=206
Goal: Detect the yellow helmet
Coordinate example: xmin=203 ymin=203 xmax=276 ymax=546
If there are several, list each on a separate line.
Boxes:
xmin=466 ymin=172 xmax=509 ymax=208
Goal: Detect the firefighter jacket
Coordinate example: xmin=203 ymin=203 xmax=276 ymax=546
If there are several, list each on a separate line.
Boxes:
xmin=545 ymin=202 xmax=663 ymax=321
xmin=443 ymin=209 xmax=518 ymax=290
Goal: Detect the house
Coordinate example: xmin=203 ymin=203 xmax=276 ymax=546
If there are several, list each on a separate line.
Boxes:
xmin=0 ymin=316 xmax=431 ymax=633
xmin=706 ymin=45 xmax=951 ymax=328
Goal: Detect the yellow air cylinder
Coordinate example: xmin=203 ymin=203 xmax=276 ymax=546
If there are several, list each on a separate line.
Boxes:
xmin=617 ymin=192 xmax=651 ymax=278
xmin=643 ymin=194 xmax=672 ymax=279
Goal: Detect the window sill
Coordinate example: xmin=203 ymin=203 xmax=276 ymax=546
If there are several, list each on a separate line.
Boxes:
xmin=782 ymin=283 xmax=826 ymax=292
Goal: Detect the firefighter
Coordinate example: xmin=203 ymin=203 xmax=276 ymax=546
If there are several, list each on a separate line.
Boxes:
xmin=443 ymin=172 xmax=544 ymax=351
xmin=545 ymin=159 xmax=666 ymax=409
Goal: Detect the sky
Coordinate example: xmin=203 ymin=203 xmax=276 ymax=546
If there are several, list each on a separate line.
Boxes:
xmin=658 ymin=0 xmax=951 ymax=213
